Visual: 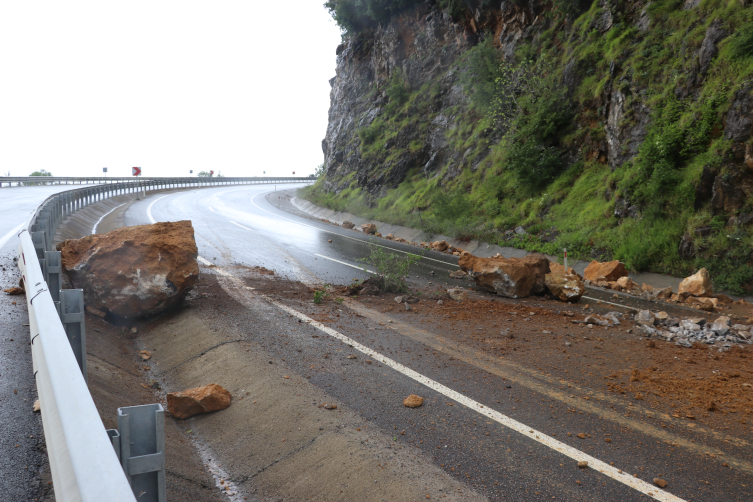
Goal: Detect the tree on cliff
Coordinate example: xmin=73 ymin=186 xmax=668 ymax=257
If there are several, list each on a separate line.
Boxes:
xmin=324 ymin=0 xmax=423 ymax=33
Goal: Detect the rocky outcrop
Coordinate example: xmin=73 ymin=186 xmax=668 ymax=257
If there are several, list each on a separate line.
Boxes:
xmin=459 ymin=253 xmax=550 ymax=298
xmin=59 ymin=221 xmax=199 ymax=319
xmin=167 ymin=384 xmax=232 ymax=420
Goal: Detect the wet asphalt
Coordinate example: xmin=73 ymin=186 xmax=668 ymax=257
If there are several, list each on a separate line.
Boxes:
xmin=0 ymin=185 xmax=90 ymax=502
xmin=124 ymin=184 xmax=753 ymax=501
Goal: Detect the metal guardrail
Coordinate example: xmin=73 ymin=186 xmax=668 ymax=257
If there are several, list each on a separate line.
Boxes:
xmin=1 ymin=175 xmax=315 ymax=187
xmin=16 ymin=176 xmax=313 ymax=501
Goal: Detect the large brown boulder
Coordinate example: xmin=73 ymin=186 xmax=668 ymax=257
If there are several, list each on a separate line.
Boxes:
xmin=545 ymin=267 xmax=585 ymax=303
xmin=59 ymin=220 xmax=199 ymax=319
xmin=459 ymin=253 xmax=550 ymax=298
xmin=167 ymin=384 xmax=232 ymax=420
xmin=678 ymin=268 xmax=712 ymax=297
xmin=361 ymin=223 xmax=377 ymax=234
xmin=584 ymin=260 xmax=629 ymax=282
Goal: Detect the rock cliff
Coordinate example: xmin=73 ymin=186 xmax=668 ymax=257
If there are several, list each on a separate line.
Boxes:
xmin=309 ymin=0 xmax=753 ymax=294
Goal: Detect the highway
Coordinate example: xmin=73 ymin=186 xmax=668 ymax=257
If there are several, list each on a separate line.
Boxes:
xmin=122 ymin=184 xmax=752 ymax=502
xmin=2 ymin=183 xmax=752 ymax=501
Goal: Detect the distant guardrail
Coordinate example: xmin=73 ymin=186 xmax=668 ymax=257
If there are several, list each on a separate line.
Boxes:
xmin=1 ymin=175 xmax=315 ymax=187
xmin=15 ymin=176 xmax=313 ymax=501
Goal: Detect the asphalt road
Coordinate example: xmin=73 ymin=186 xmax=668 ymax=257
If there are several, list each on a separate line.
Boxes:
xmin=122 ymin=184 xmax=753 ymax=502
xmin=0 ymin=184 xmax=96 ymax=502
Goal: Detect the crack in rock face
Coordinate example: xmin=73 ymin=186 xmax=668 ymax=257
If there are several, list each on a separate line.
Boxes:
xmin=58 ymin=220 xmax=199 ymax=319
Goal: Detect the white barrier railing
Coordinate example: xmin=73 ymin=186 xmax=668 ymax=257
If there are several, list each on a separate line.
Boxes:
xmin=16 ymin=176 xmax=312 ymax=501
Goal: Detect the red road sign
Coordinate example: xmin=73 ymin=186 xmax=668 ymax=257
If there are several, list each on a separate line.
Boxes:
xmin=209 ymin=170 xmax=214 ymax=176
xmin=132 ymin=166 xmax=141 ymax=176
xmin=292 ymin=171 xmax=295 ymax=175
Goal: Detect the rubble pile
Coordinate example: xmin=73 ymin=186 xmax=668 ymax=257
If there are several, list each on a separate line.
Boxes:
xmin=632 ymin=311 xmax=752 ymax=349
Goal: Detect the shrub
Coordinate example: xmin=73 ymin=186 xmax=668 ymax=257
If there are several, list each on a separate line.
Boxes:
xmin=358 ymin=241 xmax=422 ymax=292
xmin=730 ymin=22 xmax=753 ymax=59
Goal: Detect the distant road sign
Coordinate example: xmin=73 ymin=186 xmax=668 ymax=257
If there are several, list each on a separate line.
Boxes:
xmin=292 ymin=171 xmax=295 ymax=175
xmin=102 ymin=167 xmax=107 ymax=173
xmin=132 ymin=167 xmax=141 ymax=176
xmin=209 ymin=170 xmax=214 ymax=176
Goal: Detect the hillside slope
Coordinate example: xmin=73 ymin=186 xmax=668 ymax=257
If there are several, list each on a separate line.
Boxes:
xmin=304 ymin=0 xmax=753 ymax=293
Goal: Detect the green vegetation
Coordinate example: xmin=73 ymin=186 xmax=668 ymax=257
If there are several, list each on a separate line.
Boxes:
xmin=324 ymin=0 xmax=423 ymax=33
xmin=309 ymin=0 xmax=753 ymax=294
xmin=358 ymin=241 xmax=422 ymax=292
xmin=313 ymin=287 xmax=328 ymax=304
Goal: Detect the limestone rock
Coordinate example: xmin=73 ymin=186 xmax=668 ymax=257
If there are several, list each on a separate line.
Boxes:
xmin=459 ymin=253 xmax=550 ymax=299
xmin=342 ymin=221 xmax=355 ymax=229
xmin=678 ymin=268 xmax=712 ymax=297
xmin=361 ymin=223 xmax=377 ymax=234
xmin=59 ymin=221 xmax=199 ymax=319
xmin=447 ymin=289 xmax=468 ymax=302
xmin=403 ymin=394 xmax=424 ymax=408
xmin=449 ymin=270 xmax=467 ymax=279
xmin=655 ymin=287 xmax=672 ymax=300
xmin=584 ymin=260 xmax=628 ymax=283
xmin=385 ymin=234 xmax=395 ymax=240
xmin=167 ymin=383 xmax=231 ymax=420
xmin=3 ymin=287 xmax=24 ymax=295
xmin=545 ymin=267 xmax=585 ymax=303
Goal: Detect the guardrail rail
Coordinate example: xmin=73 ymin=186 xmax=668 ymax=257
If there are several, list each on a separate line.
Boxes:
xmin=15 ymin=176 xmax=312 ymax=501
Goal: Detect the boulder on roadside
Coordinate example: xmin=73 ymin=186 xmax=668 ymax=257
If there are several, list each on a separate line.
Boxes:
xmin=361 ymin=223 xmax=377 ymax=234
xmin=58 ymin=221 xmax=199 ymax=319
xmin=584 ymin=260 xmax=629 ymax=283
xmin=431 ymin=240 xmax=450 ymax=252
xmin=449 ymin=270 xmax=467 ymax=279
xmin=545 ymin=267 xmax=585 ymax=303
xmin=342 ymin=221 xmax=355 ymax=229
xmin=459 ymin=253 xmax=550 ymax=299
xmin=3 ymin=287 xmax=25 ymax=295
xmin=167 ymin=383 xmax=232 ymax=420
xmin=616 ymin=276 xmax=639 ymax=292
xmin=687 ymin=296 xmax=717 ymax=311
xmin=384 ymin=234 xmax=395 ymax=240
xmin=655 ymin=287 xmax=672 ymax=300
xmin=678 ymin=268 xmax=712 ymax=297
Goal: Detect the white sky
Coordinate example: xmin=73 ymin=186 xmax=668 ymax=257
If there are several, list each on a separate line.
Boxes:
xmin=0 ymin=1 xmax=342 ymax=178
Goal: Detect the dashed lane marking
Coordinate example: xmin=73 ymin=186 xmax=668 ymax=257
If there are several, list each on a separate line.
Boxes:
xmin=197 ymin=256 xmax=686 ymax=502
xmin=314 ymin=253 xmax=374 ymax=274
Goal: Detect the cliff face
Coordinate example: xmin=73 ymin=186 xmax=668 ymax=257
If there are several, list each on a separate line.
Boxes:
xmin=312 ymin=0 xmax=753 ymax=293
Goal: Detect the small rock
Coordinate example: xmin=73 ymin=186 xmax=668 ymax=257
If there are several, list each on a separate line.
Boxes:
xmin=653 ymin=478 xmax=668 ymax=488
xmin=437 ymin=300 xmax=444 ymax=306
xmin=577 ymin=461 xmax=588 ymax=468
xmin=323 ymin=403 xmax=338 ymax=410
xmin=449 ymin=270 xmax=467 ymax=279
xmin=328 ymin=239 xmax=332 ymax=243
xmin=167 ymin=383 xmax=232 ymax=420
xmin=361 ymin=223 xmax=377 ymax=235
xmin=130 ymin=327 xmax=138 ymax=335
xmin=655 ymin=311 xmax=669 ymax=322
xmin=431 ymin=240 xmax=450 ymax=252
xmin=33 ymin=400 xmax=40 ymax=413
xmin=403 ymin=395 xmax=424 ymax=408
xmin=635 ymin=310 xmax=655 ymax=325
xmin=138 ymin=350 xmax=152 ymax=361
xmin=405 ymin=303 xmax=412 ymax=311
xmin=447 ymin=289 xmax=468 ymax=302
xmin=85 ymin=305 xmax=107 ymax=318
xmin=394 ymin=296 xmax=405 ymax=304
xmin=342 ymin=221 xmax=355 ymax=229
xmin=3 ymin=287 xmax=25 ymax=295
xmin=576 ymin=433 xmax=586 ymax=439
xmin=347 ymin=355 xmax=357 ymax=359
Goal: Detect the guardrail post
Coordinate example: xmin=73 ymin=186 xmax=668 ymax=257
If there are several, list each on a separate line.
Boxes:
xmin=117 ymin=404 xmax=166 ymax=502
xmin=59 ymin=289 xmax=87 ymax=382
xmin=45 ymin=251 xmax=62 ymax=304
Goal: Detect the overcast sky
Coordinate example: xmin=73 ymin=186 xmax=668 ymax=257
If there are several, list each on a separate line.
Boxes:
xmin=0 ymin=1 xmax=342 ymax=178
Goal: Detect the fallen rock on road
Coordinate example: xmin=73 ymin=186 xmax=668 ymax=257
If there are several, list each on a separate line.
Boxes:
xmin=59 ymin=220 xmax=199 ymax=319
xmin=459 ymin=253 xmax=550 ymax=299
xmin=167 ymin=383 xmax=232 ymax=420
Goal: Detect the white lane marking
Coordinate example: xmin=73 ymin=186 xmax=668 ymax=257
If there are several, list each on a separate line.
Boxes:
xmin=91 ymin=202 xmax=127 ymax=234
xmin=581 ymin=295 xmax=637 ymax=310
xmin=0 ymin=223 xmax=25 ymax=251
xmin=197 ymin=257 xmax=685 ymax=502
xmin=147 ymin=194 xmax=175 ymax=224
xmin=246 ymin=191 xmax=455 ymax=269
xmin=314 ymin=253 xmax=375 ymax=274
